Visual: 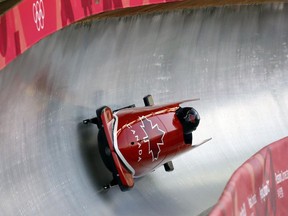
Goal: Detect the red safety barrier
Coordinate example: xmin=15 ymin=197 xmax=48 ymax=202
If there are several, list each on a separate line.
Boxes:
xmin=210 ymin=137 xmax=288 ymax=216
xmin=0 ymin=0 xmax=182 ymax=70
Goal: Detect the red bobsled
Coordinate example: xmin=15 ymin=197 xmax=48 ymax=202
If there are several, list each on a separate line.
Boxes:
xmin=83 ymin=95 xmax=209 ymax=191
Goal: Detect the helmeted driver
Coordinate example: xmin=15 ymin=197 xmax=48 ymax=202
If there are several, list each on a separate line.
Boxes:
xmin=175 ymin=107 xmax=200 ymax=144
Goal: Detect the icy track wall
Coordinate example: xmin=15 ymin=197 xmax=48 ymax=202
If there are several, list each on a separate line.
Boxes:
xmin=1 ymin=1 xmax=288 ymax=216
xmin=0 ymin=0 xmax=282 ymax=70
xmin=0 ymin=0 xmax=179 ymax=70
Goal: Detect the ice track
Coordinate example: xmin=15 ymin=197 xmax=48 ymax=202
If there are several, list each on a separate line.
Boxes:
xmin=0 ymin=4 xmax=288 ymax=216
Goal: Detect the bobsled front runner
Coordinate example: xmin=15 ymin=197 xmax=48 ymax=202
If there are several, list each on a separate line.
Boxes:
xmin=83 ymin=95 xmax=207 ymax=191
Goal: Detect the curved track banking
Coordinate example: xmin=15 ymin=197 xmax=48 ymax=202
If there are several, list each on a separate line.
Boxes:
xmin=0 ymin=4 xmax=288 ymax=216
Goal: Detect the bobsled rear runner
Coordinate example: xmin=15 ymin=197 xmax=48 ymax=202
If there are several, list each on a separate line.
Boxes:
xmin=83 ymin=95 xmax=209 ymax=191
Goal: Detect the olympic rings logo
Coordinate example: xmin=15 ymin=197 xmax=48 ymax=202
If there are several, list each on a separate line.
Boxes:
xmin=32 ymin=0 xmax=45 ymax=31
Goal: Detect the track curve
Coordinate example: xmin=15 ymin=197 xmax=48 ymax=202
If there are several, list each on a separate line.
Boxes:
xmin=1 ymin=4 xmax=288 ymax=216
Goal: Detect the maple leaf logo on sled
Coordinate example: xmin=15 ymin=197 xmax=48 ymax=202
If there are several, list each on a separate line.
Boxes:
xmin=140 ymin=116 xmax=165 ymax=161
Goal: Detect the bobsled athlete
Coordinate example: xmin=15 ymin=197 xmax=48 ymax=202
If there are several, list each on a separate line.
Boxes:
xmin=175 ymin=107 xmax=200 ymax=144
xmin=83 ymin=95 xmax=210 ymax=191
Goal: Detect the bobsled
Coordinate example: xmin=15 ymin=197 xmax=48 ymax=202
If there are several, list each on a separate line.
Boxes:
xmin=83 ymin=95 xmax=210 ymax=191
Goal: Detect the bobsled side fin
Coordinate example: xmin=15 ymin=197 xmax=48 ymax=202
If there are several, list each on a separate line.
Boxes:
xmin=142 ymin=96 xmax=199 ymax=110
xmin=192 ymin=138 xmax=212 ymax=149
xmin=157 ymin=98 xmax=200 ymax=110
xmin=177 ymin=98 xmax=200 ymax=105
xmin=113 ymin=104 xmax=136 ymax=113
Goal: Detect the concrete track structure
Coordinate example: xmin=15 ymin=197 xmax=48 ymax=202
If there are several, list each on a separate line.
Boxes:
xmin=0 ymin=4 xmax=288 ymax=216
